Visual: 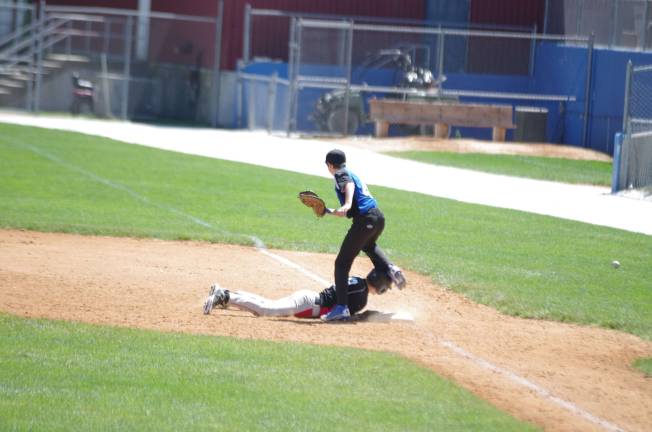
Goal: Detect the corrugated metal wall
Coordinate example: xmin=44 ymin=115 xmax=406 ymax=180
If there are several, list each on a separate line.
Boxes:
xmin=45 ymin=0 xmax=425 ymax=70
xmin=469 ymin=0 xmax=545 ymax=29
xmin=46 ymin=1 xmax=553 ymax=71
xmin=466 ymin=0 xmax=546 ymax=75
xmin=152 ymin=0 xmax=426 ymax=70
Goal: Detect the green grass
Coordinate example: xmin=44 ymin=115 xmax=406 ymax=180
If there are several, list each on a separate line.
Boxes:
xmin=1 ymin=123 xmax=650 ymax=340
xmin=633 ymin=358 xmax=652 ymax=377
xmin=0 ymin=314 xmax=535 ymax=431
xmin=388 ymin=151 xmax=613 ymax=185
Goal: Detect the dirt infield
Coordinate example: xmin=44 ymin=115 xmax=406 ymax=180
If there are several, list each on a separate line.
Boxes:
xmin=336 ymin=136 xmax=614 ymax=161
xmin=1 ymin=230 xmax=650 ymax=431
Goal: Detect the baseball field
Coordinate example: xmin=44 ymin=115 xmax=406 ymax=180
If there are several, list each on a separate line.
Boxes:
xmin=1 ymin=121 xmax=651 ymax=431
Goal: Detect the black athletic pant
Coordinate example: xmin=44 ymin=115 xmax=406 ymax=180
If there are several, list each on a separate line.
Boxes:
xmin=334 ymin=207 xmax=391 ymax=305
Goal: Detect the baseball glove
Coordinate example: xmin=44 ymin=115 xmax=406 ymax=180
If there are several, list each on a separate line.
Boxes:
xmin=298 ymin=190 xmax=331 ymax=217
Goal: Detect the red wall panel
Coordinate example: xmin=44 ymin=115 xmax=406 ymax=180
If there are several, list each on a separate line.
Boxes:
xmin=469 ymin=0 xmax=545 ymax=30
xmin=44 ymin=0 xmax=427 ymax=70
xmin=466 ymin=0 xmax=545 ymax=76
xmin=152 ymin=0 xmax=426 ymax=70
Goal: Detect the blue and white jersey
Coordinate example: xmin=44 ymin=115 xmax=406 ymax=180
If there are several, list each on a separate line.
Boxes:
xmin=333 ymin=167 xmax=377 ymax=218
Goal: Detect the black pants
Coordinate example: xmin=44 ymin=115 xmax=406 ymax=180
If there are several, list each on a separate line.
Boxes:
xmin=334 ymin=207 xmax=391 ymax=305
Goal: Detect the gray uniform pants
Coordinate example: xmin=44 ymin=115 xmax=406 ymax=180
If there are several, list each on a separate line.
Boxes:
xmin=229 ymin=289 xmax=321 ymax=317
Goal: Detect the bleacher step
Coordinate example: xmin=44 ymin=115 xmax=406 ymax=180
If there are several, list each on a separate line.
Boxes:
xmin=41 ymin=60 xmax=63 ymax=69
xmin=0 ymin=79 xmax=24 ymax=88
xmin=46 ymin=53 xmax=90 ymax=63
xmin=1 ymin=72 xmax=31 ymax=81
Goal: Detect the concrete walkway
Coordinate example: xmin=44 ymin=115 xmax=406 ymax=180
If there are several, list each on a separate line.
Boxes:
xmin=1 ymin=112 xmax=650 ymax=236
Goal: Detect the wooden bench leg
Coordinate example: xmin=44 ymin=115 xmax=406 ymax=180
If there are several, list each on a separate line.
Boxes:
xmin=492 ymin=127 xmax=506 ymax=142
xmin=375 ymin=121 xmax=389 ymax=138
xmin=434 ymin=123 xmax=449 ymax=139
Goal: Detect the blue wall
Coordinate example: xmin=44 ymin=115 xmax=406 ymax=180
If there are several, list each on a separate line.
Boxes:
xmin=426 ymin=0 xmax=470 ymax=26
xmin=241 ymin=44 xmax=652 ymax=154
xmin=588 ymin=49 xmax=652 ymax=154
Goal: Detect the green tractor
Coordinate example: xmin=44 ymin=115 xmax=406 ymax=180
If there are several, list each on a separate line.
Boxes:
xmin=310 ymin=47 xmax=441 ymax=134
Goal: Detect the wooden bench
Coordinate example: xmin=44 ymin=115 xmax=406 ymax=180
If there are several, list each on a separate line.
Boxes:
xmin=368 ymin=99 xmax=516 ymax=141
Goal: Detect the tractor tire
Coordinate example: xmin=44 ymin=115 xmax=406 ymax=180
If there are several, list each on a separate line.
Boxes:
xmin=327 ymin=107 xmax=360 ymax=134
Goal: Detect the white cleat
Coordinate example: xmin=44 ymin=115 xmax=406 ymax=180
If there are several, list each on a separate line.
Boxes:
xmin=203 ymin=285 xmax=216 ymax=315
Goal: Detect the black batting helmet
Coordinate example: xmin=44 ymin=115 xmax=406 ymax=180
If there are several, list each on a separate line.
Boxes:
xmin=366 ymin=268 xmax=392 ymax=294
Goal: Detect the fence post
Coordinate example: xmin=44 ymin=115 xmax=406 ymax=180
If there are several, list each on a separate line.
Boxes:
xmin=135 ymin=0 xmax=150 ymax=61
xmin=342 ymin=19 xmax=354 ymax=136
xmin=243 ymin=3 xmax=251 ymax=64
xmin=437 ymin=25 xmax=445 ymax=87
xmin=610 ymin=0 xmax=619 ymax=48
xmin=11 ymin=6 xmax=19 ymax=51
xmin=611 ymin=132 xmax=623 ymax=193
xmin=34 ymin=0 xmax=45 ymax=113
xmin=101 ymin=53 xmax=112 ymax=117
xmin=267 ymin=72 xmax=277 ymax=132
xmin=284 ymin=17 xmax=296 ymax=135
xmin=614 ymin=60 xmax=635 ymax=193
xmin=66 ymin=20 xmax=72 ymax=54
xmin=103 ymin=17 xmax=111 ymax=54
xmin=287 ymin=18 xmax=301 ymax=136
xmin=642 ymin=1 xmax=650 ymax=51
xmin=236 ymin=60 xmax=243 ymax=128
xmin=529 ymin=24 xmax=537 ymax=76
xmin=247 ymin=78 xmax=255 ymax=129
xmin=84 ymin=19 xmax=91 ymax=54
xmin=25 ymin=3 xmax=37 ymax=111
xmin=622 ymin=60 xmax=633 ymax=134
xmin=581 ymin=33 xmax=594 ymax=148
xmin=121 ymin=15 xmax=133 ymax=120
xmin=576 ymin=0 xmax=584 ymax=35
xmin=211 ymin=0 xmax=224 ymax=127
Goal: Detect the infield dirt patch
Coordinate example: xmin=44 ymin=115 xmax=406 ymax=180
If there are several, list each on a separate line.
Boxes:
xmin=1 ymin=230 xmax=650 ymax=431
xmin=339 ymin=136 xmax=613 ymax=161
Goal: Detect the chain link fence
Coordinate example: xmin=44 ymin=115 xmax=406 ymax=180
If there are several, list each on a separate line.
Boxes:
xmin=237 ymin=71 xmax=289 ymax=132
xmin=614 ymin=62 xmax=652 ymax=195
xmin=0 ymin=2 xmax=223 ymax=125
xmin=545 ymin=0 xmax=652 ymax=50
xmin=277 ymin=19 xmax=589 ymax=142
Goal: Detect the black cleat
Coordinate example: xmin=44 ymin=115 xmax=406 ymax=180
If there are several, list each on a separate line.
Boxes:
xmin=203 ymin=284 xmax=230 ymax=315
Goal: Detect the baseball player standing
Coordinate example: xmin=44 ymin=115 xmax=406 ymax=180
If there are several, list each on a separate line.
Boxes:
xmin=322 ymin=149 xmax=406 ymax=322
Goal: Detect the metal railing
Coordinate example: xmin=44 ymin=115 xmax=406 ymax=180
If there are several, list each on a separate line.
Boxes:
xmin=0 ymin=1 xmax=224 ymax=126
xmin=240 ymin=1 xmax=652 ymax=69
xmin=0 ymin=16 xmax=81 ymax=72
xmin=242 ymin=5 xmax=538 ymax=66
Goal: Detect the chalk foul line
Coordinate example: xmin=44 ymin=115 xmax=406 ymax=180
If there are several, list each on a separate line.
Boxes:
xmin=437 ymin=339 xmax=624 ymax=432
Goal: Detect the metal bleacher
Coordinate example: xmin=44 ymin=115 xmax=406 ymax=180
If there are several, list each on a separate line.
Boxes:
xmin=0 ymin=10 xmax=90 ymax=109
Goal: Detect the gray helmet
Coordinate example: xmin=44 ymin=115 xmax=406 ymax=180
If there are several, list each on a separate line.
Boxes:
xmin=366 ymin=268 xmax=392 ymax=294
